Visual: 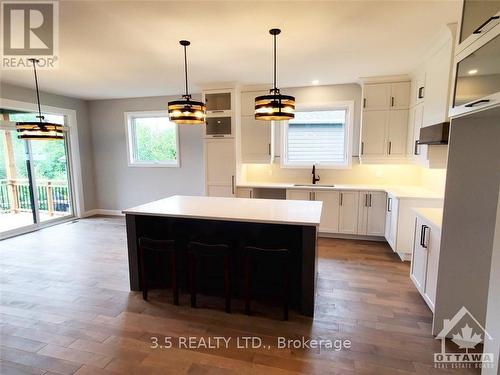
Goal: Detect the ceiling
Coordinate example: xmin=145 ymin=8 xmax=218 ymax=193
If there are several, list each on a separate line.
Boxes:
xmin=0 ymin=0 xmax=462 ymax=100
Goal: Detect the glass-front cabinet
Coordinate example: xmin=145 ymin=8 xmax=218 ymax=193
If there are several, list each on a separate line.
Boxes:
xmin=458 ymin=0 xmax=500 ymax=52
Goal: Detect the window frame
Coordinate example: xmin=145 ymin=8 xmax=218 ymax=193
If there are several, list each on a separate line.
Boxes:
xmin=280 ymin=101 xmax=354 ymax=169
xmin=124 ymin=110 xmax=180 ymax=168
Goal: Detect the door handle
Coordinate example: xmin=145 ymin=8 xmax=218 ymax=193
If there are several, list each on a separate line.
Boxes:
xmin=363 ymin=98 xmax=366 ymax=108
xmin=420 ymin=225 xmax=425 ymax=247
xmin=421 ymin=225 xmax=429 ymax=248
xmin=340 ymin=193 xmax=343 ymax=206
xmin=388 ymin=141 xmax=392 ymax=155
xmin=465 ymin=99 xmax=490 ymax=108
xmin=391 ymin=96 xmax=395 ymax=107
xmin=414 ymin=140 xmax=420 ymax=155
xmin=369 ymin=194 xmax=372 ymax=207
xmin=387 ymin=197 xmax=392 ymax=212
xmin=231 ymin=175 xmax=235 ymax=195
xmin=365 ymin=194 xmax=368 ymax=207
xmin=268 ymin=143 xmax=271 ymax=155
xmin=418 ymin=87 xmax=424 ymax=99
xmin=361 ymin=142 xmax=364 ymax=155
xmin=473 ymin=15 xmax=499 ymax=34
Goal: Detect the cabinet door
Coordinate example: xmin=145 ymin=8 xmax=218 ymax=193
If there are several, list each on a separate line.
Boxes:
xmin=387 ymin=109 xmax=408 ymax=157
xmin=415 ymin=72 xmax=426 ymax=105
xmin=390 ymin=82 xmax=410 ymax=109
xmin=314 ymin=191 xmax=340 ymax=233
xmin=236 ymin=188 xmax=253 ymax=198
xmin=363 ymin=83 xmax=390 ymax=110
xmin=338 ymin=191 xmax=359 ymax=234
xmin=205 ymin=139 xmax=235 ymax=197
xmin=423 ymin=226 xmax=441 ymax=310
xmin=366 ymin=192 xmax=387 ymax=236
xmin=286 ymin=189 xmax=311 ymax=201
xmin=361 ymin=110 xmax=388 ymax=156
xmin=388 ymin=197 xmax=399 ymax=249
xmin=410 ymin=217 xmax=428 ymax=293
xmin=384 ymin=195 xmax=392 ymax=241
xmin=241 ymin=115 xmax=272 ymax=163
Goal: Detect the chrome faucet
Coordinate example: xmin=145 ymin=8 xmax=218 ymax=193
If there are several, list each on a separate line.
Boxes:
xmin=312 ymin=164 xmax=320 ymax=185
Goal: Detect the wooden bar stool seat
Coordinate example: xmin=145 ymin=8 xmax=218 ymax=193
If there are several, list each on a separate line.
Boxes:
xmin=138 ymin=237 xmax=178 ymax=305
xmin=188 ymin=240 xmax=232 ymax=313
xmin=244 ymin=246 xmax=290 ymax=320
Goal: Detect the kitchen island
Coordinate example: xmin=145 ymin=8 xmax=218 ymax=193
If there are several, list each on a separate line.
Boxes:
xmin=123 ymin=195 xmax=322 ymax=316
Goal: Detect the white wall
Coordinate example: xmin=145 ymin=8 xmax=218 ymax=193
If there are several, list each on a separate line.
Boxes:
xmin=88 ymin=95 xmax=204 ymax=210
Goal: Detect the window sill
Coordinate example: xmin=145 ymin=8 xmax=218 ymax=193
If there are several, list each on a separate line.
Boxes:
xmin=127 ymin=162 xmax=180 ymax=168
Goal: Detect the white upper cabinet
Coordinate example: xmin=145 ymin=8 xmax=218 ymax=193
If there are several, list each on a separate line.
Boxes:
xmin=387 ymin=110 xmax=408 ymax=157
xmin=390 ymin=82 xmax=411 ymax=109
xmin=360 ymin=80 xmax=410 ymax=163
xmin=240 ymin=90 xmax=274 ymax=163
xmin=363 ymin=83 xmax=391 ymax=110
xmin=361 ymin=110 xmax=387 ymax=157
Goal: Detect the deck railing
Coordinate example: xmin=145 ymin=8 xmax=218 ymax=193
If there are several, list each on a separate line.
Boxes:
xmin=0 ymin=179 xmax=70 ymax=215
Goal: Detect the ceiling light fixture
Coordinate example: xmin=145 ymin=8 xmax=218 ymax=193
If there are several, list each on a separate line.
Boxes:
xmin=255 ymin=28 xmax=295 ymax=121
xmin=312 ymin=80 xmax=319 ymax=85
xmin=468 ymin=69 xmax=478 ymax=75
xmin=168 ymin=40 xmax=206 ymax=124
xmin=16 ymin=58 xmax=64 ymax=140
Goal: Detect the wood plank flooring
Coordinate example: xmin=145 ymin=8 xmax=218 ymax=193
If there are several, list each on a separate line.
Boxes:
xmin=0 ymin=216 xmax=479 ymax=374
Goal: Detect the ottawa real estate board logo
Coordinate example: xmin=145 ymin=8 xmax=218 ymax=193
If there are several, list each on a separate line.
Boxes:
xmin=435 ymin=306 xmax=495 ymax=370
xmin=1 ymin=0 xmax=59 ymax=69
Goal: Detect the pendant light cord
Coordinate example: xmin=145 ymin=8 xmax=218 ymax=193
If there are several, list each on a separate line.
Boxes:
xmin=29 ymin=58 xmax=44 ymax=122
xmin=273 ymin=33 xmax=277 ymax=91
xmin=183 ymin=45 xmax=189 ymax=99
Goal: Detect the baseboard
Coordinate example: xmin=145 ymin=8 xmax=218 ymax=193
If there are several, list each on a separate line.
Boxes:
xmin=397 ymin=252 xmax=412 ymax=262
xmin=319 ymin=232 xmax=386 ymax=242
xmin=83 ymin=209 xmax=124 ymax=217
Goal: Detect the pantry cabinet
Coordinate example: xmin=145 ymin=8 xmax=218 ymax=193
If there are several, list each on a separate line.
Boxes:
xmin=204 ymin=138 xmax=235 ymax=197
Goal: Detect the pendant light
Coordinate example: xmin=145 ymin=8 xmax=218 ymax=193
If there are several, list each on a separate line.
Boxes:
xmin=168 ymin=40 xmax=206 ymax=124
xmin=16 ymin=58 xmax=64 ymax=140
xmin=255 ymin=29 xmax=295 ymax=121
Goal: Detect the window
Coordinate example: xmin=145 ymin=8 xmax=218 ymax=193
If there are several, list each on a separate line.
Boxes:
xmin=125 ymin=111 xmax=179 ymax=167
xmin=282 ymin=103 xmax=353 ymax=168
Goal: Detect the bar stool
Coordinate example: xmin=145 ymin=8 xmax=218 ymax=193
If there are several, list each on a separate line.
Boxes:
xmin=244 ymin=246 xmax=290 ymax=320
xmin=188 ymin=241 xmax=232 ymax=313
xmin=138 ymin=237 xmax=178 ymax=305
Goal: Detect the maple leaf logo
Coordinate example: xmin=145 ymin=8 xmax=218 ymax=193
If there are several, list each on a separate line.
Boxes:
xmin=452 ymin=324 xmax=483 ymax=350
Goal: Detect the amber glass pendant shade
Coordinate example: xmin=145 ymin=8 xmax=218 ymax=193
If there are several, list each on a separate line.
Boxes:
xmin=16 ymin=58 xmax=65 ymax=140
xmin=168 ymin=40 xmax=206 ymax=124
xmin=255 ymin=28 xmax=295 ymax=121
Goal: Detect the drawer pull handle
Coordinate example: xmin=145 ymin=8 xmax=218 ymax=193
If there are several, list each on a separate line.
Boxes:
xmin=473 ymin=16 xmax=500 ymax=34
xmin=465 ymin=99 xmax=490 ymax=108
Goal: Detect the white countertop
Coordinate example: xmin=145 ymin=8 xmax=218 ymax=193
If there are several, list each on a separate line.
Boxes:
xmin=413 ymin=207 xmax=444 ymax=229
xmin=122 ymin=195 xmax=323 ymax=226
xmin=236 ymin=182 xmax=443 ymax=200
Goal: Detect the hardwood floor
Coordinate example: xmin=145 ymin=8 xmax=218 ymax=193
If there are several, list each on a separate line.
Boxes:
xmin=0 ymin=216 xmax=479 ymax=374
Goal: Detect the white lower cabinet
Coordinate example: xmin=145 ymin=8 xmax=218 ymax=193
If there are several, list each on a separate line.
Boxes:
xmin=410 ymin=214 xmax=441 ymax=312
xmin=357 ymin=191 xmax=387 ymax=236
xmin=314 ymin=191 xmax=340 ymax=233
xmin=286 ymin=189 xmax=312 ymax=201
xmin=384 ymin=193 xmax=399 ymax=249
xmin=338 ymin=191 xmax=359 ymax=234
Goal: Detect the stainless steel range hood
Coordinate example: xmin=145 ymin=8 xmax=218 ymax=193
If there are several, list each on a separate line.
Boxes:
xmin=418 ymin=122 xmax=450 ymax=145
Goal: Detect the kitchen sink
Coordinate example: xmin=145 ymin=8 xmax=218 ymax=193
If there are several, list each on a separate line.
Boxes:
xmin=293 ymin=184 xmax=335 ymax=187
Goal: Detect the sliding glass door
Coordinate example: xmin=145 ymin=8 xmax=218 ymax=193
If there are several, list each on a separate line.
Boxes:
xmin=0 ymin=111 xmax=73 ymax=238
